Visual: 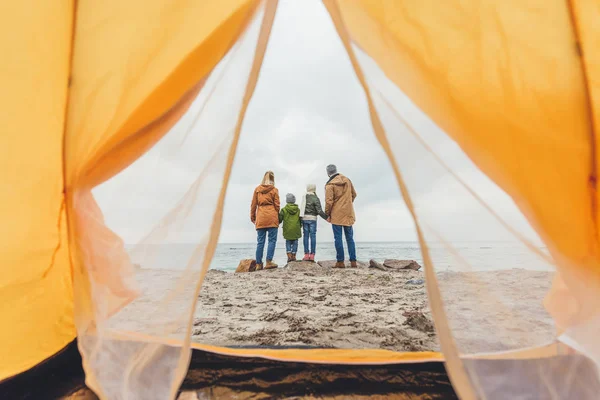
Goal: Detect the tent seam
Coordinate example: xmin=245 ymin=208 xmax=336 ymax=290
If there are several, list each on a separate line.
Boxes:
xmin=42 ymin=199 xmax=67 ymax=279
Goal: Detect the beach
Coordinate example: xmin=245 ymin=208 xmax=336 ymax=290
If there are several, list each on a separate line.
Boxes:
xmin=121 ymin=261 xmax=555 ymax=354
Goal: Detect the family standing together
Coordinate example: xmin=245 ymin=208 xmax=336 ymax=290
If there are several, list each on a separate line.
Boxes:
xmin=250 ymin=164 xmax=357 ymax=270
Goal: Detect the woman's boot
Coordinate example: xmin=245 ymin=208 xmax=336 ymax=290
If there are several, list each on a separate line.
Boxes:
xmin=265 ymin=260 xmax=278 ymax=269
xmin=302 ymin=253 xmax=311 ymax=261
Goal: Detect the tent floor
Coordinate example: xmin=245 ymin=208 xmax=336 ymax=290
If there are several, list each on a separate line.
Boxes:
xmin=5 ymin=340 xmax=599 ymax=399
xmin=1 ymin=341 xmax=457 ymax=399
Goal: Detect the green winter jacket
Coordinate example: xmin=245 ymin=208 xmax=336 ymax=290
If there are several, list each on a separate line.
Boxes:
xmin=304 ymin=193 xmax=328 ymax=219
xmin=279 ymin=203 xmax=302 ymax=240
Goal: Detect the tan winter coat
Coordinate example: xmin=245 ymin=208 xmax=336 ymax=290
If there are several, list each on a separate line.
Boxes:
xmin=251 ymin=184 xmax=280 ymax=229
xmin=325 ymin=173 xmax=357 ymax=226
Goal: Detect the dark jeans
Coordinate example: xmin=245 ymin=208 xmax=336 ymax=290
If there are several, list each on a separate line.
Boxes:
xmin=286 ymin=239 xmax=298 ymax=254
xmin=256 ymin=227 xmax=278 ymax=264
xmin=332 ymin=224 xmax=356 ymax=262
xmin=302 ymin=220 xmax=317 ymax=254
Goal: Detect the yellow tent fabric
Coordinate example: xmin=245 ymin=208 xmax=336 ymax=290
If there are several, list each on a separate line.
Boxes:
xmin=0 ymin=0 xmax=258 ymax=382
xmin=334 ymin=0 xmax=595 ymax=263
xmin=0 ymin=0 xmax=76 ymax=379
xmin=65 ymin=0 xmax=261 ymax=396
xmin=332 ymin=0 xmax=600 ymax=332
xmin=2 ymin=0 xmax=600 ymax=398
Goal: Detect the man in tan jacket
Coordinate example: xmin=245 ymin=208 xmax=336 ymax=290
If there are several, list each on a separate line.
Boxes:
xmin=324 ymin=164 xmax=357 ymax=268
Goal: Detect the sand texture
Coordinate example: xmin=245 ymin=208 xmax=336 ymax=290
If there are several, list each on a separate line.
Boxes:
xmin=116 ymin=261 xmax=555 ymax=354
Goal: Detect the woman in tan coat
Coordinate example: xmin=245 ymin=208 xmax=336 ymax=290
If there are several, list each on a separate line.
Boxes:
xmin=250 ymin=171 xmax=280 ymax=269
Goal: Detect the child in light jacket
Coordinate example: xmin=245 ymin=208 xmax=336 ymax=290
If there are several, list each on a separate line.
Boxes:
xmin=299 ymin=184 xmax=328 ymax=261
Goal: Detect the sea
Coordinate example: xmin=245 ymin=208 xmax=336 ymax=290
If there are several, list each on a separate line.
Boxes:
xmin=130 ymin=241 xmax=553 ymax=272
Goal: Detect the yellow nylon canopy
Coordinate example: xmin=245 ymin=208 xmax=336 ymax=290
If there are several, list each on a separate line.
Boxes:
xmin=332 ymin=0 xmax=600 ymax=331
xmin=65 ymin=0 xmax=257 ymax=332
xmin=0 ymin=0 xmax=258 ymax=382
xmin=0 ymin=0 xmax=75 ymax=379
xmin=2 ymin=0 xmax=600 ymax=398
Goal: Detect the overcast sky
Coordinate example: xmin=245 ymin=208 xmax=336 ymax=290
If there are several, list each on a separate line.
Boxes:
xmin=94 ymin=0 xmax=543 ymax=246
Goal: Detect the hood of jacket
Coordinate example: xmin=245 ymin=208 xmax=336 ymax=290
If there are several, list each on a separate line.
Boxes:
xmin=284 ymin=203 xmax=299 ymax=215
xmin=258 ymin=184 xmax=275 ymax=194
xmin=326 ymin=173 xmax=348 ymax=187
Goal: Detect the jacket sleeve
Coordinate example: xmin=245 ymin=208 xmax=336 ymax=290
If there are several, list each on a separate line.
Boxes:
xmin=351 ymin=180 xmax=357 ymax=202
xmin=315 ymin=196 xmax=328 ymax=220
xmin=325 ymin=185 xmax=334 ymax=217
xmin=279 ymin=209 xmax=284 ymax=224
xmin=274 ymin=189 xmax=280 ymax=213
xmin=250 ymin=189 xmax=257 ymax=224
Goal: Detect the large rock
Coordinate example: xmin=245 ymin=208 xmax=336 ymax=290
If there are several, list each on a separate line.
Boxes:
xmin=383 ymin=259 xmax=422 ymax=271
xmin=235 ymin=259 xmax=257 ymax=273
xmin=317 ymin=260 xmax=368 ymax=268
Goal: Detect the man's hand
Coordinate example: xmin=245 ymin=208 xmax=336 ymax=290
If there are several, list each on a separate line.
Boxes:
xmin=327 ymin=217 xmax=331 ymax=223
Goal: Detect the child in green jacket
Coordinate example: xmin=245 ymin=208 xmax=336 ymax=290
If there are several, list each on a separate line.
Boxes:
xmin=279 ymin=193 xmax=302 ymax=263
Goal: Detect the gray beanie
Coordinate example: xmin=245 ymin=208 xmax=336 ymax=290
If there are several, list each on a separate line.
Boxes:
xmin=286 ymin=193 xmax=296 ymax=204
xmin=326 ymin=164 xmax=337 ymax=176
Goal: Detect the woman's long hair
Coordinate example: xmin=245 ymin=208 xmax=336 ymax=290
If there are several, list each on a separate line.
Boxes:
xmin=261 ymin=170 xmax=275 ymax=186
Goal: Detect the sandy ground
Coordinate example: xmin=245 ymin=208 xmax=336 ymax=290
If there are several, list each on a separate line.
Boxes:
xmin=115 ymin=261 xmax=555 ymax=354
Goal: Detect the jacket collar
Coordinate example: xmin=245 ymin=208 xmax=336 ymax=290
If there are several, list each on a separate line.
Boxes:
xmin=326 ymin=173 xmax=339 ymax=184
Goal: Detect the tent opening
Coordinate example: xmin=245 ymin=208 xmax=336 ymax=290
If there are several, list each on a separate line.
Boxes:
xmin=87 ymin=0 xmax=564 ymax=398
xmin=4 ymin=0 xmax=600 ymax=399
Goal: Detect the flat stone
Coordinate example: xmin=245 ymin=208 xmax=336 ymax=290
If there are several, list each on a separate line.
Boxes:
xmin=383 ymin=259 xmax=422 ymax=271
xmin=235 ymin=259 xmax=257 ymax=273
xmin=285 ymin=261 xmax=318 ymax=269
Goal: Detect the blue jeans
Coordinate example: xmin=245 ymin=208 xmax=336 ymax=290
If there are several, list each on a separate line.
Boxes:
xmin=302 ymin=220 xmax=317 ymax=254
xmin=256 ymin=227 xmax=278 ymax=264
xmin=332 ymin=224 xmax=356 ymax=262
xmin=286 ymin=239 xmax=298 ymax=254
